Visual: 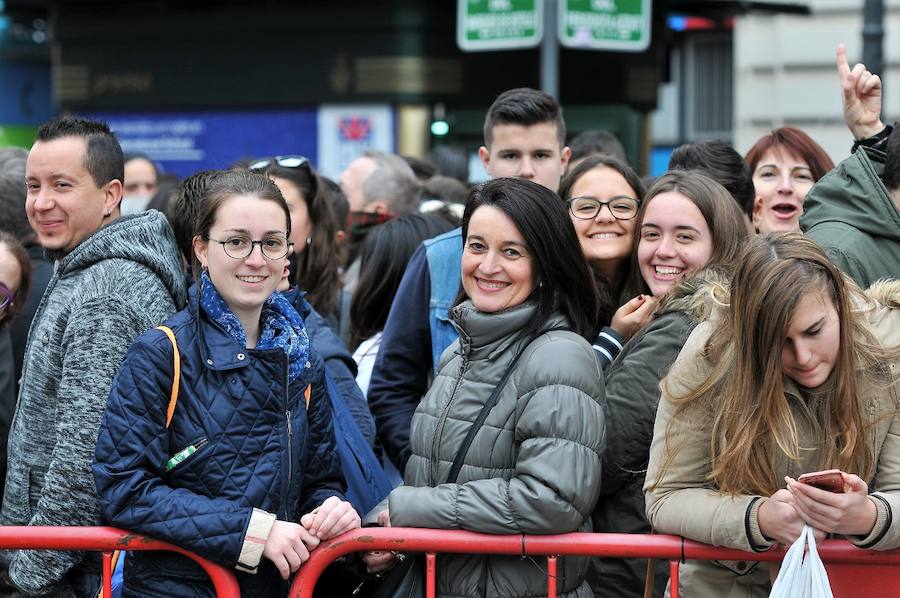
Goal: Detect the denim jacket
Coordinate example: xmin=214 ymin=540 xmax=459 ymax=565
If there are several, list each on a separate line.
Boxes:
xmin=424 ymin=228 xmax=462 ymax=374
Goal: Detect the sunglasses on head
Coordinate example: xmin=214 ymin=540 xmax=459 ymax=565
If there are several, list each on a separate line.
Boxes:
xmin=249 ymin=155 xmax=318 ymax=199
xmin=0 ymin=282 xmax=13 ymax=311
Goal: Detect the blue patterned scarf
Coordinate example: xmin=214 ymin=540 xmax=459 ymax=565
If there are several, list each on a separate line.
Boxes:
xmin=199 ymin=271 xmax=310 ymax=382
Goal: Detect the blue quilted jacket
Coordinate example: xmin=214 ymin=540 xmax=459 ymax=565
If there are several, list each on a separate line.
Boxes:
xmin=93 ymin=291 xmax=345 ymax=598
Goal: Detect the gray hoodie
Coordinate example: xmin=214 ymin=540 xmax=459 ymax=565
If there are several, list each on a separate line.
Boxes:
xmin=1 ymin=210 xmax=187 ymax=596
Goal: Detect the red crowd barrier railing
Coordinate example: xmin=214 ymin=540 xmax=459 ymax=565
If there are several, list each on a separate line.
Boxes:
xmin=288 ymin=528 xmax=900 ymax=598
xmin=0 ymin=526 xmax=240 ymax=597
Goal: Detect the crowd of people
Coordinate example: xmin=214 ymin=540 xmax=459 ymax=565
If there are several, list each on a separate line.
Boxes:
xmin=0 ymin=45 xmax=897 ymax=598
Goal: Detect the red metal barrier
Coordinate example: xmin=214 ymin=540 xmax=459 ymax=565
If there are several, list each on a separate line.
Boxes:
xmin=0 ymin=526 xmax=240 ymax=597
xmin=288 ymin=528 xmax=900 ymax=598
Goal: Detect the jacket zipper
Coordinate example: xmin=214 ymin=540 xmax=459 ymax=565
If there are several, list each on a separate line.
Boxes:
xmin=430 ymin=351 xmax=469 ymax=486
xmin=285 ymin=361 xmax=292 ymax=496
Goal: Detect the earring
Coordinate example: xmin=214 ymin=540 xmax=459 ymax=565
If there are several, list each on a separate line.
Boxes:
xmin=306 ymin=236 xmax=312 ymax=246
xmin=104 ymin=210 xmax=111 ymax=216
xmin=539 ymin=281 xmax=543 ymax=288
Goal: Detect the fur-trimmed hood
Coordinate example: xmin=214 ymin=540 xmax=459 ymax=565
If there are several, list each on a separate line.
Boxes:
xmin=866 ymin=278 xmax=900 ymax=308
xmin=655 ymin=267 xmax=731 ymax=324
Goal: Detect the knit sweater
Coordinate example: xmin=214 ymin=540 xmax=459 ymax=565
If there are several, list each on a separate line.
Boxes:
xmin=0 ymin=211 xmax=187 ymax=597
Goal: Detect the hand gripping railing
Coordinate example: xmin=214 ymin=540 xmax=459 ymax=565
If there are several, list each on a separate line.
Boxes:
xmin=0 ymin=526 xmax=240 ymax=597
xmin=288 ymin=528 xmax=900 ymax=598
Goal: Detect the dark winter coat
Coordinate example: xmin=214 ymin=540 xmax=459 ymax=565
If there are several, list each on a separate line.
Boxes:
xmin=93 ymin=290 xmax=344 ymax=598
xmin=589 ymin=270 xmax=728 ymax=598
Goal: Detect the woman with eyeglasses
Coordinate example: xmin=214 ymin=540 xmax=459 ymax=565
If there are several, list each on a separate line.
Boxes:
xmin=587 ymin=171 xmax=751 ymax=598
xmin=0 ymin=231 xmax=31 ymax=507
xmin=557 ymin=155 xmax=656 ymax=368
xmin=93 ymin=170 xmax=359 ymax=598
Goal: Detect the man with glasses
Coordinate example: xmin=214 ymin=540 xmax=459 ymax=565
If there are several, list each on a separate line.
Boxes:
xmin=1 ymin=116 xmax=187 ymax=597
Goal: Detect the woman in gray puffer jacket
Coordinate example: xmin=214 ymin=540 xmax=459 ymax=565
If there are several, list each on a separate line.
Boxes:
xmin=364 ymin=178 xmax=606 ymax=598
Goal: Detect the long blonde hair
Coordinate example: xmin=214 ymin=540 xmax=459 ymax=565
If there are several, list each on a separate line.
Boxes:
xmin=665 ymin=233 xmax=893 ymax=496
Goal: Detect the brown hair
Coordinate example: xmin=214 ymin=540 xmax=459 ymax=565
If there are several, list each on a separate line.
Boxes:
xmin=662 ymin=233 xmax=894 ymax=496
xmin=0 ymin=231 xmax=32 ymax=329
xmin=257 ymin=162 xmax=344 ymax=318
xmin=621 ymin=170 xmax=751 ymax=301
xmin=191 ymin=170 xmax=290 ymax=280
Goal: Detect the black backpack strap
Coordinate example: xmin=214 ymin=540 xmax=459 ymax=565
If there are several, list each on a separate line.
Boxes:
xmin=445 ymin=326 xmax=567 ymax=485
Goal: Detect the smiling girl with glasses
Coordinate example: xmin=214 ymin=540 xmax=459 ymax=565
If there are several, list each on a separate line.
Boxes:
xmin=94 ymin=170 xmax=359 ymax=597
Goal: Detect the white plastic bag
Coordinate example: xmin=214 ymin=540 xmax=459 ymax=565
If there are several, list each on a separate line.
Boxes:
xmin=769 ymin=525 xmax=834 ymax=598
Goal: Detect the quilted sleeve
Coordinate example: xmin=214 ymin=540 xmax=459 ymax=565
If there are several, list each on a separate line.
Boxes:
xmin=296 ymin=367 xmax=346 ymax=517
xmin=92 ymin=331 xmax=257 ymax=569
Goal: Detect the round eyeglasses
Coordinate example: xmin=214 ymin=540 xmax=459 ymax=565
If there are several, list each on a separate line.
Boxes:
xmin=567 ymin=195 xmax=640 ymax=221
xmin=207 ymin=235 xmax=293 ymax=260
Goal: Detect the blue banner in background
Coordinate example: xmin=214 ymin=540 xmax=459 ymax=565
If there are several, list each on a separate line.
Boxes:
xmin=82 ymin=109 xmax=318 ymax=178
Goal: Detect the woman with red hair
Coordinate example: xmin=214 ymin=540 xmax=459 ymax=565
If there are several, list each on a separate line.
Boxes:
xmin=745 ymin=127 xmax=833 ymax=233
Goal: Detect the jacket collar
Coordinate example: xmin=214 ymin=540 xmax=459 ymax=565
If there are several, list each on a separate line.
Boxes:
xmin=452 ymin=301 xmax=569 ymax=361
xmin=189 ymin=286 xmax=262 ymax=372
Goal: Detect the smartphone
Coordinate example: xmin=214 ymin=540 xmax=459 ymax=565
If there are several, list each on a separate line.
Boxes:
xmin=797 ymin=469 xmax=845 ymax=493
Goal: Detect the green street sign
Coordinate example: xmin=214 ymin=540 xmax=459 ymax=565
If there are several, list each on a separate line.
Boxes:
xmin=457 ymin=0 xmax=544 ymax=52
xmin=559 ymin=0 xmax=652 ymax=52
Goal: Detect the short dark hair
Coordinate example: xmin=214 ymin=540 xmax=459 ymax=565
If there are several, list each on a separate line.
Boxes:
xmin=35 ymin=116 xmax=124 ymax=188
xmin=569 ymin=130 xmax=627 ymax=163
xmin=403 ymin=156 xmax=437 ymax=182
xmin=0 ymin=148 xmax=32 ymax=244
xmin=669 ymin=140 xmax=754 ymax=215
xmin=460 ymin=177 xmax=599 ymax=340
xmin=124 ymin=153 xmax=160 ymax=178
xmin=427 ymin=145 xmax=469 ymax=184
xmin=483 ymin=88 xmax=566 ymax=149
xmin=881 ymin=126 xmax=900 ymax=192
xmin=0 ymin=231 xmax=32 ymax=329
xmin=350 ymin=213 xmax=456 ymax=349
xmin=168 ymin=170 xmax=226 ymax=265
xmin=191 ymin=170 xmax=290 ymax=281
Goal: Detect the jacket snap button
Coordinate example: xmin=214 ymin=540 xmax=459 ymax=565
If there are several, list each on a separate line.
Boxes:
xmin=737 ymin=561 xmax=747 ymax=571
xmin=305 ymin=361 xmax=311 ymax=369
xmin=206 ymin=359 xmax=213 ymax=366
xmin=237 ymin=353 xmax=245 ymax=360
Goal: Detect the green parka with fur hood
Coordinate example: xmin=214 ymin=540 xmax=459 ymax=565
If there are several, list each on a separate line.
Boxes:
xmin=589 ymin=269 xmax=729 ymax=598
xmin=800 ymin=146 xmax=900 ymax=287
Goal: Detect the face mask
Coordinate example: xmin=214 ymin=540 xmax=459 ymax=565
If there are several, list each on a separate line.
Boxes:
xmin=120 ymin=195 xmax=151 ymax=216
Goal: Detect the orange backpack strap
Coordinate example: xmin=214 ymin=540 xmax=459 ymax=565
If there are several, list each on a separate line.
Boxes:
xmin=156 ymin=326 xmax=181 ymax=429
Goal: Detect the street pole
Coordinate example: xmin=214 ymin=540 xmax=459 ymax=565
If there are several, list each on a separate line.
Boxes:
xmin=540 ymin=0 xmax=559 ymax=98
xmin=862 ymin=0 xmax=884 ymax=76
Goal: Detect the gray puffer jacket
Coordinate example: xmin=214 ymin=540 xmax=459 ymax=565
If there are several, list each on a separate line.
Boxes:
xmin=387 ymin=300 xmax=605 ymax=598
xmin=0 ymin=211 xmax=187 ymax=597
xmin=589 ymin=269 xmax=729 ymax=598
